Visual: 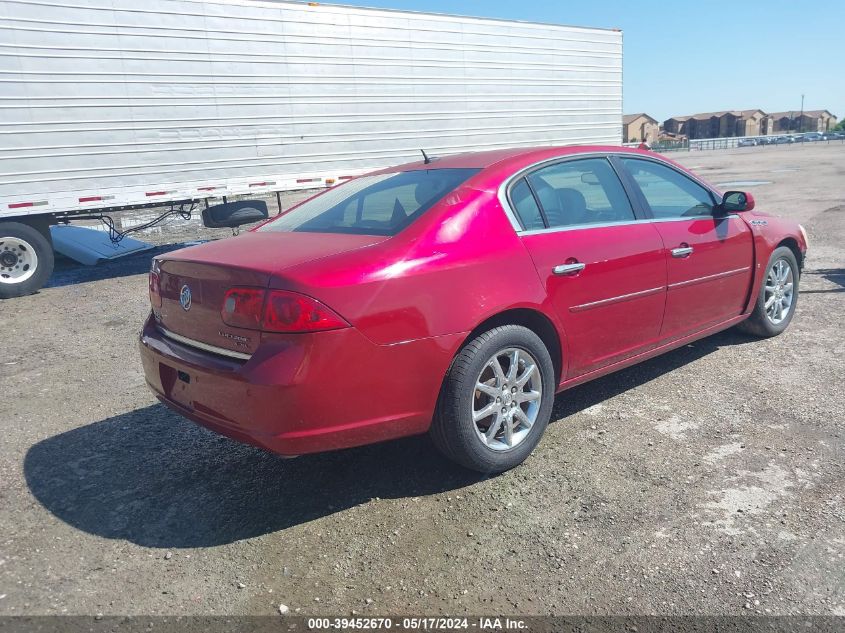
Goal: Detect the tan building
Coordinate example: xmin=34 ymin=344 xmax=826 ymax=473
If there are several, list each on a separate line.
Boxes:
xmin=769 ymin=110 xmax=838 ymax=133
xmin=736 ymin=110 xmax=769 ymax=136
xmin=663 ymin=110 xmax=771 ymax=139
xmin=623 ymin=113 xmax=659 ymax=143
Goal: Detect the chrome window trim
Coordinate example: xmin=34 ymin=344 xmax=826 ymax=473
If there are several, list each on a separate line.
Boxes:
xmin=515 ymin=214 xmax=739 ymax=237
xmin=497 ymin=151 xmax=728 ymax=235
xmin=157 ymin=326 xmax=252 ymax=361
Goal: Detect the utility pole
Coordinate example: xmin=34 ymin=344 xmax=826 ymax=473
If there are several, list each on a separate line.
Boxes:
xmin=799 ymin=94 xmax=805 ymax=133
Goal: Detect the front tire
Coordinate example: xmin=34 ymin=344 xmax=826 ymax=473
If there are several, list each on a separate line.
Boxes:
xmin=0 ymin=222 xmax=54 ymax=299
xmin=431 ymin=325 xmax=555 ymax=474
xmin=737 ymin=246 xmax=799 ymax=337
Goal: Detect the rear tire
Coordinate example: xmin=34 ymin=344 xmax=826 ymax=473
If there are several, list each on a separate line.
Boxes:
xmin=737 ymin=246 xmax=799 ymax=337
xmin=0 ymin=221 xmax=54 ymax=299
xmin=430 ymin=325 xmax=555 ymax=474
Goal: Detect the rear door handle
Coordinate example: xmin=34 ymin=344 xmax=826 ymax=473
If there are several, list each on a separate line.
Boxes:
xmin=671 ymin=246 xmax=694 ymax=258
xmin=553 ymin=262 xmax=586 ymax=275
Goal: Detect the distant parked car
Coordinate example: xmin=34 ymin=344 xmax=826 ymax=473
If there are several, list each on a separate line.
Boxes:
xmin=775 ymin=136 xmax=793 ymax=144
xmin=738 ymin=138 xmax=757 ymax=147
xmin=792 ymin=134 xmax=807 ymax=143
xmin=803 ymin=133 xmax=823 ymax=142
xmin=756 ymin=137 xmax=773 ymax=145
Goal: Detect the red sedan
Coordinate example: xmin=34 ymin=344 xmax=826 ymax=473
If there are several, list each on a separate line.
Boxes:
xmin=140 ymin=146 xmax=807 ymax=473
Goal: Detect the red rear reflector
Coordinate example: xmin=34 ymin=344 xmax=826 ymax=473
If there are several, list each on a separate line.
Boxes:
xmin=9 ymin=200 xmax=48 ymax=209
xmin=221 ymin=287 xmax=265 ymax=330
xmin=262 ymin=290 xmax=349 ymax=333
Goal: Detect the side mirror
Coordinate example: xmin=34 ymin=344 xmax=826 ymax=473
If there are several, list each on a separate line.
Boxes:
xmin=202 ymin=200 xmax=269 ymax=228
xmin=720 ymin=191 xmax=755 ymax=213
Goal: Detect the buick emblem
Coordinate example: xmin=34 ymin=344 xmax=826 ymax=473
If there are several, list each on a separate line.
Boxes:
xmin=179 ymin=284 xmax=192 ymax=311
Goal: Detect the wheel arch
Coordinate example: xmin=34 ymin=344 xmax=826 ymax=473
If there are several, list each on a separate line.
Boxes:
xmin=776 ymin=237 xmax=803 ymax=270
xmin=460 ymin=308 xmax=563 ymax=386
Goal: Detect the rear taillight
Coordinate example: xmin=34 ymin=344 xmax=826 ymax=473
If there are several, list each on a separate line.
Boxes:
xmin=220 ymin=287 xmax=349 ymax=333
xmin=263 ymin=290 xmax=349 ymax=332
xmin=221 ymin=287 xmax=264 ymax=329
xmin=149 ymin=261 xmax=162 ymax=309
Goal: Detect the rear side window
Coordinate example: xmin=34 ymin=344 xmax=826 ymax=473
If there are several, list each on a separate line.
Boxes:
xmin=524 ymin=158 xmax=635 ymax=228
xmin=620 ymin=158 xmax=715 ymax=218
xmin=259 ymin=168 xmax=480 ymax=236
xmin=509 ymin=178 xmax=545 ymax=230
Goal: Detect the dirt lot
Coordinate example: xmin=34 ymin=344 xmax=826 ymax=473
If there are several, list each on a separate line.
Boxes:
xmin=1 ymin=143 xmax=843 ymax=617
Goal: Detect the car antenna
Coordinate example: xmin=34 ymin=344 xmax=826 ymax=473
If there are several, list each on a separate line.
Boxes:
xmin=420 ymin=149 xmax=432 ymax=164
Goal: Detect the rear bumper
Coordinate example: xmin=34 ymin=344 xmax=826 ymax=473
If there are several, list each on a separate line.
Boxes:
xmin=139 ymin=314 xmax=464 ymax=456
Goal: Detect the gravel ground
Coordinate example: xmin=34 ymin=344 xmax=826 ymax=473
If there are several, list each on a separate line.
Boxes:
xmin=1 ymin=143 xmax=843 ymax=617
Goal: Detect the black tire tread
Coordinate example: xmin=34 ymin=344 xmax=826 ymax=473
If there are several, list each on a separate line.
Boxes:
xmin=430 ymin=324 xmax=555 ymax=473
xmin=736 ymin=246 xmax=799 ymax=338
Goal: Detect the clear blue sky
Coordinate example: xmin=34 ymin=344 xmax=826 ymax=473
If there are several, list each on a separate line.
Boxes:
xmin=337 ymin=0 xmax=844 ymax=123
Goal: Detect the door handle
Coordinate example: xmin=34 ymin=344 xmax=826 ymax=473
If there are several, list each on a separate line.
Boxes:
xmin=671 ymin=246 xmax=694 ymax=258
xmin=553 ymin=262 xmax=586 ymax=275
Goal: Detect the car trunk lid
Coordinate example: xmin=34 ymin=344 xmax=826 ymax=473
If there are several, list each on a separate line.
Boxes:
xmin=155 ymin=231 xmax=386 ymax=356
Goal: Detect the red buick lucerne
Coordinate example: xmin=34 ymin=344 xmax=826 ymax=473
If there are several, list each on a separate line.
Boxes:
xmin=140 ymin=147 xmax=807 ymax=473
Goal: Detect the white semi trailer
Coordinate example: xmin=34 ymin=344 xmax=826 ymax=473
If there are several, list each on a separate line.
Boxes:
xmin=0 ymin=0 xmax=623 ymax=297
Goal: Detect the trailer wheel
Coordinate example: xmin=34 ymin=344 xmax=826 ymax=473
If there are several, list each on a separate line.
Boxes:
xmin=0 ymin=221 xmax=54 ymax=299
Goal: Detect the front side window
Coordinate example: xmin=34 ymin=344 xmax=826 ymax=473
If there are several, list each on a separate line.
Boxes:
xmin=620 ymin=158 xmax=715 ymax=218
xmin=259 ymin=168 xmax=479 ymax=236
xmin=523 ymin=158 xmax=635 ymax=228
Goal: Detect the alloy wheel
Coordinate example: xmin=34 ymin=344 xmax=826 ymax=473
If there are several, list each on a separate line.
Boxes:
xmin=764 ymin=258 xmax=795 ymax=325
xmin=472 ymin=347 xmax=543 ymax=451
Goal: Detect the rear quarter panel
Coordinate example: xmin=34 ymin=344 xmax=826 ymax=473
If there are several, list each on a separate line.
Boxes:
xmin=272 ymin=185 xmax=558 ymax=346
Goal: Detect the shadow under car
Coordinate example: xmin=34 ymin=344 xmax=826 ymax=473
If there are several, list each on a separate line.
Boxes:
xmin=24 ymin=328 xmax=757 ymax=548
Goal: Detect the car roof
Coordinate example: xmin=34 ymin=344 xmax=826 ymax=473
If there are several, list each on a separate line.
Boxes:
xmin=375 ymin=145 xmax=653 ymax=175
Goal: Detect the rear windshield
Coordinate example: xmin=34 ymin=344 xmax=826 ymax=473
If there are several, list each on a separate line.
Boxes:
xmin=258 ymin=168 xmax=479 ymax=236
